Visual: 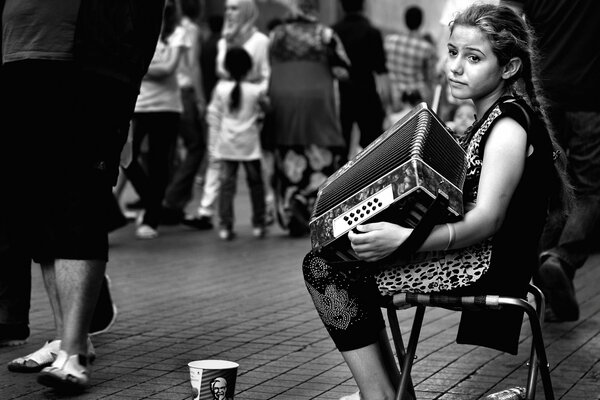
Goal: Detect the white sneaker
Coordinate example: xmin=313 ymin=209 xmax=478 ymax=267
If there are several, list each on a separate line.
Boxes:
xmin=252 ymin=226 xmax=266 ymax=238
xmin=218 ymin=229 xmax=234 ymax=240
xmin=136 ymin=224 xmax=158 ymax=239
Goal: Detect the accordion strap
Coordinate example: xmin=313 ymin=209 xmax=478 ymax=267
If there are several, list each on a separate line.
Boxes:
xmin=373 ymin=190 xmax=450 ymax=271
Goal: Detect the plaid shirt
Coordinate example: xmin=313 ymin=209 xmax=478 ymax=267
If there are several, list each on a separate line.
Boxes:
xmin=384 ymin=32 xmax=437 ymax=104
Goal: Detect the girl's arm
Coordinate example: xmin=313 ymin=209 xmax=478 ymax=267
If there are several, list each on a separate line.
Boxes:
xmin=146 ymin=45 xmax=185 ymax=79
xmin=349 ymin=117 xmax=527 ymax=262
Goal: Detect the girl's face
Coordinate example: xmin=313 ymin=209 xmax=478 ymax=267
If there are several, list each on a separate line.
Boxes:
xmin=445 ymin=25 xmax=506 ymax=113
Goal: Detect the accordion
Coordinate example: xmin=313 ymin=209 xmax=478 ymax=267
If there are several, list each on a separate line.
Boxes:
xmin=309 ymin=102 xmax=468 ymax=261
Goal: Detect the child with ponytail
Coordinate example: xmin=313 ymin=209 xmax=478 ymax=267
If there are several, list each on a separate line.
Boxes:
xmin=208 ymin=46 xmax=268 ymax=240
xmin=301 ymin=4 xmax=572 ymax=399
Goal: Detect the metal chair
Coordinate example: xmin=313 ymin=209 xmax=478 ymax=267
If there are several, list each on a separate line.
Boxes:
xmin=383 ymin=284 xmax=554 ymax=400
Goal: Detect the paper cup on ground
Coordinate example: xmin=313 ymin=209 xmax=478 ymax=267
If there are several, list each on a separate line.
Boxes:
xmin=188 ymin=360 xmax=239 ymax=400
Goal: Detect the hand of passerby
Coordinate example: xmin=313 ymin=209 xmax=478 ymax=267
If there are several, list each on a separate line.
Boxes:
xmin=332 ymin=66 xmax=349 ymax=81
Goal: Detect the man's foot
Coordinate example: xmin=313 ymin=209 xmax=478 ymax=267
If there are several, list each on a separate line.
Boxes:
xmin=8 ymin=338 xmax=96 ymax=373
xmin=136 ymin=224 xmax=158 ymax=240
xmin=252 ymin=226 xmax=267 ymax=238
xmin=38 ymin=350 xmax=90 ymax=393
xmin=182 ymin=215 xmax=214 ymax=230
xmin=8 ymin=339 xmax=60 ymax=373
xmin=218 ymin=228 xmax=235 ymax=241
xmin=0 ymin=324 xmax=29 ymax=347
xmin=538 ymin=256 xmax=579 ymax=321
xmin=89 ymin=275 xmax=118 ymax=336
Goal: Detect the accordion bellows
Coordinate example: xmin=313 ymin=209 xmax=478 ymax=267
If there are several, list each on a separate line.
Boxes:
xmin=309 ymin=103 xmax=468 ymax=260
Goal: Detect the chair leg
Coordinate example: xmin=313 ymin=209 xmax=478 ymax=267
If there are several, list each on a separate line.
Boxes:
xmin=387 ymin=308 xmax=416 ymax=399
xmin=395 ymin=305 xmax=426 ymax=400
xmin=500 ymin=297 xmax=555 ymax=400
xmin=528 ymin=307 xmax=554 ymax=400
xmin=525 ymin=285 xmax=544 ymax=399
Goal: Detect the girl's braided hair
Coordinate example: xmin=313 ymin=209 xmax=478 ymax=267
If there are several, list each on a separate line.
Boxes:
xmin=224 ymin=46 xmax=253 ymax=113
xmin=451 ymin=3 xmax=573 ymax=215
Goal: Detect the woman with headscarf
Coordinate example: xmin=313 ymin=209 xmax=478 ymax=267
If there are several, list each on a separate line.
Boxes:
xmin=184 ymin=0 xmax=271 ymax=230
xmin=267 ymin=0 xmax=350 ymax=237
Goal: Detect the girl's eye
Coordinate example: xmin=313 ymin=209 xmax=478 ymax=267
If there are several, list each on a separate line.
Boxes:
xmin=448 ymin=49 xmax=458 ymax=57
xmin=467 ymin=55 xmax=480 ymax=63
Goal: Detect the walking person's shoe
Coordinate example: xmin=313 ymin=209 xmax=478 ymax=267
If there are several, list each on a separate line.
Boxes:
xmin=0 ymin=324 xmax=29 ymax=347
xmin=8 ymin=338 xmax=95 ymax=373
xmin=182 ymin=215 xmax=214 ymax=230
xmin=136 ymin=224 xmax=158 ymax=239
xmin=252 ymin=226 xmax=267 ymax=238
xmin=218 ymin=228 xmax=235 ymax=241
xmin=89 ymin=275 xmax=118 ymax=336
xmin=8 ymin=339 xmax=60 ymax=372
xmin=37 ymin=350 xmax=90 ymax=393
xmin=538 ymin=256 xmax=579 ymax=322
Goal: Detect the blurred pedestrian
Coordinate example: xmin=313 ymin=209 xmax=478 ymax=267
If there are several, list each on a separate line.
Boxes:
xmin=184 ymin=0 xmax=270 ymax=230
xmin=446 ymin=101 xmax=476 ymax=139
xmin=501 ymin=0 xmax=600 ymax=322
xmin=267 ymin=0 xmax=350 ymax=237
xmin=161 ymin=0 xmax=208 ymax=225
xmin=385 ymin=5 xmax=438 ymax=109
xmin=124 ymin=0 xmax=192 ymax=240
xmin=0 ymin=0 xmax=164 ymax=392
xmin=210 ymin=47 xmax=268 ymax=240
xmin=332 ymin=0 xmax=390 ymax=160
xmin=200 ymin=15 xmax=224 ymax=104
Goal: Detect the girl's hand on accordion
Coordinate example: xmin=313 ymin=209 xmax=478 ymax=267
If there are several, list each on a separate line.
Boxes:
xmin=348 ymin=222 xmax=412 ymax=262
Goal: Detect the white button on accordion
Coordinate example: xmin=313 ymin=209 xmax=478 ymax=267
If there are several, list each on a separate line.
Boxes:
xmin=309 ymin=102 xmax=468 ymax=261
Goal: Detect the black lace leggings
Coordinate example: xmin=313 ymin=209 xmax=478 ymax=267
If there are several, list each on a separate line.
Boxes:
xmin=302 ymin=250 xmax=386 ymax=352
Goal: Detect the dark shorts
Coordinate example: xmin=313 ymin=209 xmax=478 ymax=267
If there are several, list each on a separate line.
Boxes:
xmin=0 ymin=60 xmax=137 ymax=263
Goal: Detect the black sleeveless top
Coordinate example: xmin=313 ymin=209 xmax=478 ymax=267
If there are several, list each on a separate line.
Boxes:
xmin=454 ymin=95 xmax=555 ymax=354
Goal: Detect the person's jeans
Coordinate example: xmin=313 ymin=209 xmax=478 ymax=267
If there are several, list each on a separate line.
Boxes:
xmin=163 ymin=88 xmax=206 ymax=211
xmin=540 ymin=108 xmax=600 ymax=272
xmin=218 ymin=160 xmax=266 ymax=229
xmin=197 ymin=156 xmax=221 ymax=217
xmin=124 ymin=112 xmax=179 ymax=228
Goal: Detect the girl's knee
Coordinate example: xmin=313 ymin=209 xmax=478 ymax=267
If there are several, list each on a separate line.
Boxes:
xmin=302 ymin=250 xmax=329 ymax=282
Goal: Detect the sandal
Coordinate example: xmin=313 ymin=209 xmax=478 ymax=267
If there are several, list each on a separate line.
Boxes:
xmin=37 ymin=350 xmax=90 ymax=393
xmin=7 ymin=338 xmax=96 ymax=373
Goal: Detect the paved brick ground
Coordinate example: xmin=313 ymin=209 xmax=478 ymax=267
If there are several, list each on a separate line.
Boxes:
xmin=1 ymin=182 xmax=599 ymax=399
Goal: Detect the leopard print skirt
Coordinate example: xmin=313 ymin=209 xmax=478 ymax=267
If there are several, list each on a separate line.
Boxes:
xmin=375 ymin=239 xmax=493 ymax=296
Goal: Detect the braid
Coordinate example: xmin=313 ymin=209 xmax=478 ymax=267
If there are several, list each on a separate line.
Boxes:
xmin=229 ymin=81 xmax=242 ymax=113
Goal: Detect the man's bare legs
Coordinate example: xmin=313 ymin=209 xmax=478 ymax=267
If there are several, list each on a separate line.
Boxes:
xmin=41 ymin=259 xmax=105 ymax=356
xmin=341 ymin=329 xmax=401 ymax=400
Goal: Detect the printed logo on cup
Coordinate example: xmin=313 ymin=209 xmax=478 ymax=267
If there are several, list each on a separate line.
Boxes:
xmin=188 ymin=360 xmax=239 ymax=400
